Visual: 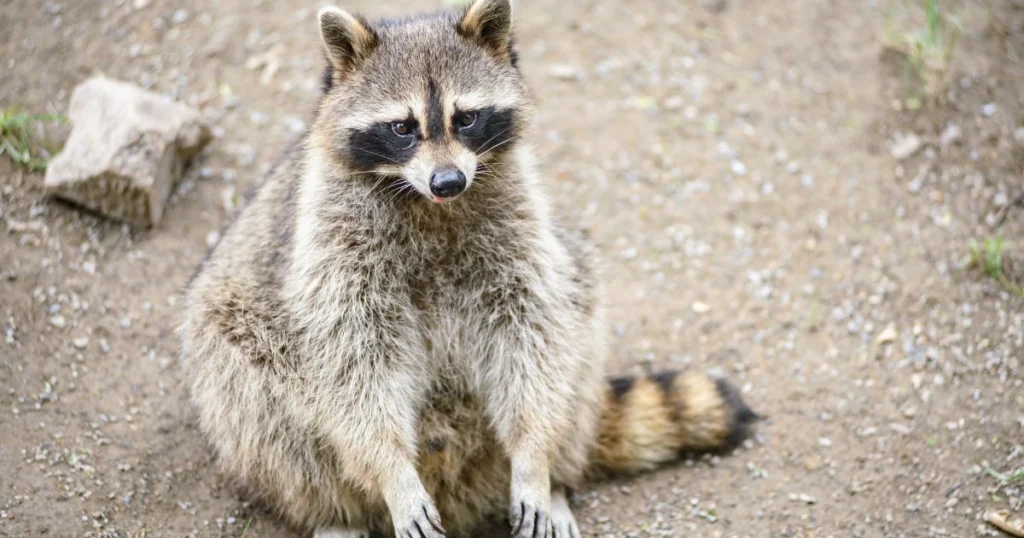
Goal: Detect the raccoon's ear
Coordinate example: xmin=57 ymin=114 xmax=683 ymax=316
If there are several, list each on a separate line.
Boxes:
xmin=318 ymin=6 xmax=378 ymax=77
xmin=457 ymin=0 xmax=514 ymax=61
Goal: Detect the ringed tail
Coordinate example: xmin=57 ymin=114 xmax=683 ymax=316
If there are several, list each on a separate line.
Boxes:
xmin=594 ymin=370 xmax=761 ymax=474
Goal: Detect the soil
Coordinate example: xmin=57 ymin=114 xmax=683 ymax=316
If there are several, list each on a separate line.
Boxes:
xmin=2 ymin=0 xmax=1023 ymax=537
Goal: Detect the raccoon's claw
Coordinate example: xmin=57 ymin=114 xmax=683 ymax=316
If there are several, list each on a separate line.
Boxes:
xmin=510 ymin=500 xmax=552 ymax=538
xmin=395 ymin=503 xmax=445 ymax=538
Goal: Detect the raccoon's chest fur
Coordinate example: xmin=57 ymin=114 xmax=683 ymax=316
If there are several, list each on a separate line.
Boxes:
xmin=407 ymin=237 xmax=516 ymax=354
xmin=404 ymin=225 xmax=532 ymax=361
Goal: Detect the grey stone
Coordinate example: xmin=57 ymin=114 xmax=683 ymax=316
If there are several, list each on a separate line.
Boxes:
xmin=939 ymin=123 xmax=962 ymax=148
xmin=891 ymin=133 xmax=923 ymax=160
xmin=44 ymin=77 xmax=211 ymax=227
xmin=547 ymin=64 xmax=585 ymax=81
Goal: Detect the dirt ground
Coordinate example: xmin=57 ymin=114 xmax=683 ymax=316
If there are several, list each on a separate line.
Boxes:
xmin=2 ymin=0 xmax=1023 ymax=537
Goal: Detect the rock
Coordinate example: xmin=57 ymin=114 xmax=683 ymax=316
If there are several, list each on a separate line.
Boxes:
xmin=282 ymin=115 xmax=306 ymax=134
xmin=44 ymin=77 xmax=211 ymax=227
xmin=788 ymin=493 xmax=817 ymax=505
xmin=547 ymin=64 xmax=585 ymax=81
xmin=5 ymin=219 xmax=45 ymax=233
xmin=876 ymin=323 xmax=898 ymax=344
xmin=891 ymin=133 xmax=923 ymax=160
xmin=205 ymin=230 xmax=220 ymax=248
xmin=939 ymin=124 xmax=962 ymax=148
xmin=662 ymin=96 xmax=685 ymax=110
xmin=221 ymin=186 xmax=238 ymax=212
xmin=171 ymin=9 xmax=190 ymax=25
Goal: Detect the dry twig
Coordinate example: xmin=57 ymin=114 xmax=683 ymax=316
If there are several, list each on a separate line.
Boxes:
xmin=992 ymin=189 xmax=1024 ymax=229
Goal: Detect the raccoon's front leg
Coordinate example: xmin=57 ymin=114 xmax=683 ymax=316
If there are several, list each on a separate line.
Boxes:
xmin=302 ymin=315 xmax=444 ymax=538
xmin=508 ymin=446 xmax=553 ymax=538
xmin=335 ymin=360 xmax=448 ymax=538
xmin=314 ymin=357 xmax=445 ymax=538
xmin=475 ymin=325 xmax=581 ymax=538
xmin=381 ymin=466 xmax=446 ymax=538
xmin=319 ymin=371 xmax=444 ymax=537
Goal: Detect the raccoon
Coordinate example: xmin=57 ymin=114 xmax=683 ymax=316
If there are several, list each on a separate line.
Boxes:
xmin=180 ymin=1 xmax=759 ymax=537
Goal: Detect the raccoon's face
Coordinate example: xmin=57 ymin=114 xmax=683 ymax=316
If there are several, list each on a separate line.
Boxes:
xmin=315 ymin=0 xmax=526 ymax=203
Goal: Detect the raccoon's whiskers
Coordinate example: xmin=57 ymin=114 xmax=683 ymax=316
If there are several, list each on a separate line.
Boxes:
xmin=473 ymin=127 xmax=513 ymax=157
xmin=381 ymin=180 xmax=416 ymax=204
xmin=477 ymin=137 xmax=515 ymax=160
xmin=476 ymin=162 xmax=513 ymax=184
xmin=367 ymin=172 xmax=395 ymax=193
xmin=347 ymin=146 xmax=406 ymax=166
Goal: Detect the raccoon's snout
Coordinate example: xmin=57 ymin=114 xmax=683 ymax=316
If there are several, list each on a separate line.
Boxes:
xmin=429 ymin=168 xmax=467 ymax=200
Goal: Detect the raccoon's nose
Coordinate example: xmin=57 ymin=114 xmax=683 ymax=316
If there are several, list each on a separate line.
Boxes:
xmin=429 ymin=168 xmax=467 ymax=199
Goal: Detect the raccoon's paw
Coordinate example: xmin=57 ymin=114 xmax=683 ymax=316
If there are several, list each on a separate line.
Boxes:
xmin=510 ymin=499 xmax=552 ymax=538
xmin=509 ymin=480 xmax=552 ymax=538
xmin=384 ymin=468 xmax=445 ymax=538
xmin=550 ymin=490 xmax=580 ymax=538
xmin=392 ymin=501 xmax=445 ymax=538
xmin=313 ymin=528 xmax=370 ymax=538
xmin=509 ymin=451 xmax=554 ymax=538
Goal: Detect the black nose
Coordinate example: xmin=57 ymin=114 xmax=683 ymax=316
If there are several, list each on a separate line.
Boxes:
xmin=429 ymin=168 xmax=467 ymax=199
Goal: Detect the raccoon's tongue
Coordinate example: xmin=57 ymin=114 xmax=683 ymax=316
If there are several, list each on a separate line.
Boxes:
xmin=432 ymin=196 xmax=454 ymax=204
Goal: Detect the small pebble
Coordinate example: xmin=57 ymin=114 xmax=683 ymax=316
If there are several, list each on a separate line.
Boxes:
xmin=876 ymin=323 xmax=898 ymax=344
xmin=789 ymin=493 xmax=817 ymax=504
xmin=939 ymin=123 xmax=962 ymax=148
xmin=171 ymin=9 xmax=190 ymax=24
xmin=891 ymin=133 xmax=923 ymax=160
xmin=547 ymin=64 xmax=584 ymax=81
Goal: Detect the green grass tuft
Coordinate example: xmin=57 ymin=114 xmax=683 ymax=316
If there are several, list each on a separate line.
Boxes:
xmin=239 ymin=518 xmax=253 ymax=537
xmin=0 ymin=107 xmax=66 ymax=172
xmin=969 ymin=236 xmax=1004 ymax=279
xmin=965 ymin=236 xmax=1024 ymax=296
xmin=984 ymin=464 xmax=1024 ymax=485
xmin=883 ymin=0 xmax=962 ymax=109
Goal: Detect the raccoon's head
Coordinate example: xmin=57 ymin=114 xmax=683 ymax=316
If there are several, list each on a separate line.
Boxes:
xmin=313 ymin=0 xmax=527 ymax=203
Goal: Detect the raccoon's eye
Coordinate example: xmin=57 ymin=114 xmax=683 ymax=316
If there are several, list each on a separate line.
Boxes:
xmin=391 ymin=122 xmax=412 ymax=136
xmin=455 ymin=112 xmax=477 ymax=129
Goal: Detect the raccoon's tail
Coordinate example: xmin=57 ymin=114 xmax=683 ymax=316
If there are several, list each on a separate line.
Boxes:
xmin=592 ymin=370 xmax=760 ymax=474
